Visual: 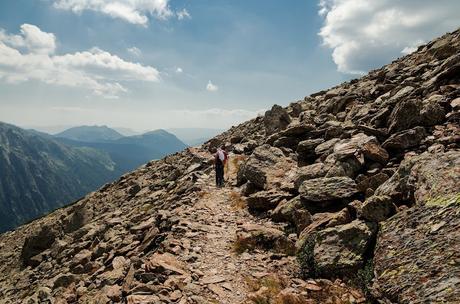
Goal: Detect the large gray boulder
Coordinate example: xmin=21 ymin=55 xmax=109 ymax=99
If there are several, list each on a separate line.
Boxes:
xmin=387 ymin=99 xmax=422 ymax=133
xmin=296 ymin=138 xmax=324 ymax=163
xmin=299 ymin=177 xmax=359 ymax=211
xmin=264 ymin=104 xmax=291 ymax=135
xmin=239 ymin=144 xmax=296 ymax=190
xmin=235 ymin=224 xmax=295 ymax=255
xmin=375 ymin=151 xmax=460 ymax=205
xmin=271 ymin=196 xmax=312 ymax=233
xmin=296 ymin=208 xmax=352 ymax=252
xmin=382 ymin=126 xmax=427 ymax=151
xmin=246 ymin=190 xmax=292 ymax=212
xmin=298 ymin=220 xmax=377 ymax=279
xmin=372 ymin=203 xmax=460 ymax=303
xmin=358 ymin=195 xmax=396 ymax=222
xmin=239 ymin=144 xmax=284 ymax=189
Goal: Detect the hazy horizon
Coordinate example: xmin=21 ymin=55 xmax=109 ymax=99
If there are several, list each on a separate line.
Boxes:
xmin=1 ymin=0 xmax=459 ymax=130
xmin=16 ymin=123 xmax=224 ymax=137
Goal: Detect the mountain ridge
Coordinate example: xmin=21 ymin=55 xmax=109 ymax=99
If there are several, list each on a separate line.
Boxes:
xmin=55 ymin=125 xmax=124 ymax=143
xmin=0 ymin=122 xmax=120 ymax=232
xmin=0 ymin=124 xmax=188 ymax=233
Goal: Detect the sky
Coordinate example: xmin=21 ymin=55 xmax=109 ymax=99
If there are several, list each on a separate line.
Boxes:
xmin=0 ymin=0 xmax=459 ymax=132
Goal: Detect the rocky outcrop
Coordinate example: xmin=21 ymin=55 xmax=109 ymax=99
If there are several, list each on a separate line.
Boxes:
xmin=312 ymin=220 xmax=377 ymax=279
xmin=299 ymin=177 xmax=359 ymax=212
xmin=358 ymin=195 xmax=396 ymax=222
xmin=237 ymin=144 xmax=295 ymax=190
xmin=375 ymin=151 xmax=460 ymax=205
xmin=264 ymin=105 xmax=291 ymax=135
xmin=235 ymin=224 xmax=295 ymax=255
xmin=233 ymin=28 xmax=460 ymax=303
xmin=372 ymin=203 xmax=460 ymax=303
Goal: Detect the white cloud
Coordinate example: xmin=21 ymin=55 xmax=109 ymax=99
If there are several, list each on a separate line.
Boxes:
xmin=206 ymin=80 xmax=218 ymax=92
xmin=52 ymin=0 xmax=190 ymax=25
xmin=127 ymin=46 xmax=142 ymax=57
xmin=318 ymin=0 xmax=460 ymax=74
xmin=177 ymin=8 xmax=191 ymax=20
xmin=0 ymin=24 xmax=56 ymax=55
xmin=0 ymin=24 xmax=160 ymax=98
xmin=175 ymin=67 xmax=183 ymax=73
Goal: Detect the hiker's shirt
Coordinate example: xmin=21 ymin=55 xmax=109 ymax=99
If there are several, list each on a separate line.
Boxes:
xmin=215 ymin=149 xmax=227 ymax=166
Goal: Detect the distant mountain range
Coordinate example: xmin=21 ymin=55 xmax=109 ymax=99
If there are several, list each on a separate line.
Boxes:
xmin=0 ymin=123 xmax=187 ymax=232
xmin=55 ymin=127 xmax=187 ymax=173
xmin=55 ymin=125 xmax=124 ymax=142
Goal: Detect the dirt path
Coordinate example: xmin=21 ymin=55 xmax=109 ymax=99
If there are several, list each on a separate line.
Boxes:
xmin=156 ymin=152 xmax=366 ymax=304
xmin=168 ymin=158 xmax=300 ymax=304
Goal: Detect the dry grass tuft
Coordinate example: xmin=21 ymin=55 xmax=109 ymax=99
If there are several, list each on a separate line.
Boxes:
xmin=229 ymin=154 xmax=247 ymax=176
xmin=229 ymin=190 xmax=247 ymax=210
xmin=198 ymin=190 xmax=210 ymax=199
xmin=232 ymin=234 xmax=255 ymax=254
xmin=245 ymin=275 xmax=304 ymax=304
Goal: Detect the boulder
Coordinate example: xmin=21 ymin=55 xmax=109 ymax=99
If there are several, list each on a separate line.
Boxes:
xmin=361 ymin=141 xmax=389 ymax=164
xmin=264 ymin=105 xmax=291 ymax=135
xmin=239 ymin=145 xmax=284 ymax=189
xmin=385 ymin=86 xmax=415 ymax=107
xmin=372 ymin=204 xmax=460 ymax=303
xmin=296 ymin=138 xmax=324 ymax=163
xmin=21 ymin=225 xmax=57 ymax=267
xmin=375 ymin=151 xmax=460 ymax=205
xmin=271 ymin=197 xmax=312 ymax=233
xmin=413 ymin=153 xmax=460 ymax=205
xmin=451 ymin=97 xmax=460 ymax=110
xmin=246 ymin=190 xmax=292 ymax=212
xmin=333 ymin=133 xmax=386 ymax=161
xmin=429 ymin=36 xmax=458 ymax=59
xmin=239 ymin=144 xmax=296 ymax=190
xmin=235 ymin=224 xmax=295 ymax=255
xmin=299 ymin=177 xmax=359 ymax=211
xmin=366 ymin=172 xmax=390 ymax=191
xmin=298 ymin=220 xmax=377 ymax=279
xmin=314 ymin=138 xmax=340 ymax=157
xmin=278 ymin=122 xmax=315 ymax=137
xmin=388 ymin=99 xmax=422 ymax=133
xmin=356 ymin=172 xmax=390 ymax=194
xmin=420 ymin=95 xmax=446 ymax=126
xmin=382 ymin=126 xmax=427 ymax=151
xmin=323 ymin=154 xmax=363 ymax=179
xmin=296 ymin=208 xmax=352 ymax=252
xmin=273 ymin=136 xmax=300 ymax=149
xmin=294 ymin=163 xmax=330 ymax=188
xmin=271 ymin=197 xmax=303 ymax=222
xmin=358 ymin=195 xmax=396 ymax=222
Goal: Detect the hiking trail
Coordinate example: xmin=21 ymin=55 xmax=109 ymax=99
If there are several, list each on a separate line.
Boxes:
xmin=167 ymin=156 xmax=300 ymax=303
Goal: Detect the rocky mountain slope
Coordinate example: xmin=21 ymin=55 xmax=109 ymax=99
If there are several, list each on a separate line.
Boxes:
xmin=0 ymin=29 xmax=459 ymax=303
xmin=0 ymin=122 xmax=119 ymax=233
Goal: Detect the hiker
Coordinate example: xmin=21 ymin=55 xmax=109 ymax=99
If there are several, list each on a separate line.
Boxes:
xmin=215 ymin=145 xmax=228 ymax=187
